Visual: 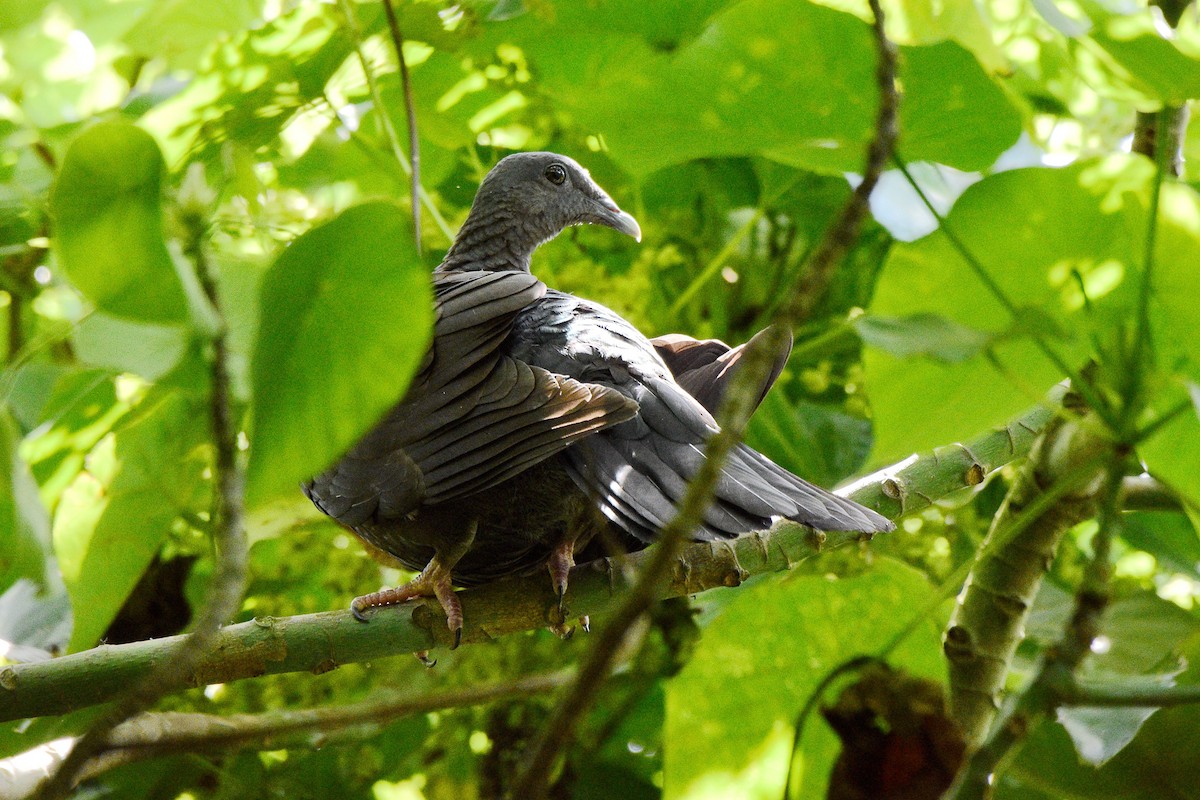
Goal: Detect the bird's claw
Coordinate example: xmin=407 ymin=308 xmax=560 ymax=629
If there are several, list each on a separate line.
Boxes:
xmin=414 ymin=650 xmax=438 ymax=668
xmin=351 ymin=558 xmax=463 ymax=648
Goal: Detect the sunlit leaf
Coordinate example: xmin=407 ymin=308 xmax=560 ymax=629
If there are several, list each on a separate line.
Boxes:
xmin=664 ymin=559 xmax=944 ymax=800
xmin=1084 ymin=1 xmax=1200 ymax=105
xmin=246 ymin=201 xmax=432 ymax=507
xmin=122 ymin=0 xmax=263 ymax=70
xmin=866 ymin=156 xmax=1158 ymax=464
xmin=71 ymin=313 xmax=189 ymax=381
xmin=50 ymin=121 xmax=188 ymax=323
xmin=53 ymin=392 xmax=209 ymax=652
xmin=478 ymin=0 xmax=1020 ymax=177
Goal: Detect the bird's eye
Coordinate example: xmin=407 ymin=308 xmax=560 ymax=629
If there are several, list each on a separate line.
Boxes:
xmin=544 ymin=163 xmax=567 ymax=185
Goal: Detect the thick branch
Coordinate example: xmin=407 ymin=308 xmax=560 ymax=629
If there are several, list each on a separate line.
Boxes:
xmin=947 ymin=452 xmax=1125 ymax=800
xmin=944 ymin=392 xmax=1108 ymax=748
xmin=0 ymin=396 xmax=1055 ymax=724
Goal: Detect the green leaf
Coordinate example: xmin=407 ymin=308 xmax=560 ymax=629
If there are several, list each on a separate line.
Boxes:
xmin=1026 ymin=583 xmax=1199 ymax=675
xmin=122 ymin=0 xmax=263 ymax=70
xmin=1006 ymin=633 xmax=1200 ymax=799
xmin=663 ymin=559 xmax=944 ymax=800
xmin=1139 ymin=388 xmax=1200 ymax=512
xmin=1122 ymin=511 xmax=1200 ymax=581
xmin=50 ymin=121 xmax=188 ymax=323
xmin=854 ymin=313 xmax=991 ymax=363
xmin=1085 ymin=1 xmax=1200 ymax=105
xmin=0 ymin=411 xmax=52 ymax=592
xmin=246 ymin=202 xmax=432 ymax=507
xmin=480 ymin=0 xmax=1020 ymax=177
xmin=71 ymin=313 xmax=189 ymax=380
xmin=898 ymin=40 xmax=1023 ymax=172
xmin=0 ymin=0 xmax=48 ymax=31
xmin=1151 ymin=183 xmax=1200 ymax=383
xmin=1057 ymin=703 xmax=1159 ymax=767
xmin=53 ymin=392 xmax=209 ymax=652
xmin=866 ymin=156 xmax=1160 ymax=464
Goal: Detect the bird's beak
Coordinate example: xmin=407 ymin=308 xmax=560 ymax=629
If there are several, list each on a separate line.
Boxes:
xmin=595 ymin=198 xmax=642 ymax=242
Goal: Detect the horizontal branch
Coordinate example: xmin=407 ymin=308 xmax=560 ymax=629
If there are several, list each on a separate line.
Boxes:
xmin=1056 ymin=671 xmax=1200 ymax=708
xmin=0 ymin=398 xmax=1059 ymax=723
xmin=0 ymin=670 xmax=571 ymax=797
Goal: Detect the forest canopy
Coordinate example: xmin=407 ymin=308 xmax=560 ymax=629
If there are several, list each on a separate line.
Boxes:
xmin=2 ymin=0 xmax=1200 ymax=798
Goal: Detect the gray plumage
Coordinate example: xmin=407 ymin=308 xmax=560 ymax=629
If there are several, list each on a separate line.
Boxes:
xmin=303 ymin=152 xmax=892 ymax=641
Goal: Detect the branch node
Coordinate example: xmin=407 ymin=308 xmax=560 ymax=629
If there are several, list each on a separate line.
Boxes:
xmin=965 ymin=463 xmax=985 ymax=486
xmin=808 ymin=529 xmax=828 ymax=552
xmin=882 ymin=477 xmax=904 ymax=500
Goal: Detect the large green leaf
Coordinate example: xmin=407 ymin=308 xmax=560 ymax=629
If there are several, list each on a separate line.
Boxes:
xmin=1138 ymin=392 xmax=1200 ymax=513
xmin=246 ymin=201 xmax=432 ymax=507
xmin=477 ymin=0 xmax=1021 ymax=177
xmin=1084 ymin=1 xmax=1200 ymax=105
xmin=49 ymin=121 xmax=188 ymax=323
xmin=663 ymin=558 xmax=944 ymax=800
xmin=53 ymin=392 xmax=210 ymax=652
xmin=863 ymin=155 xmax=1196 ymax=463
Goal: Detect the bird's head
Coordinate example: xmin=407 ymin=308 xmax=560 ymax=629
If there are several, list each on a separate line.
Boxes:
xmin=443 ymin=152 xmax=641 ymax=272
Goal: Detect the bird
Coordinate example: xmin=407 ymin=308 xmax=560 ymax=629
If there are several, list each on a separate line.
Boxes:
xmin=304 ymin=152 xmax=893 ymax=647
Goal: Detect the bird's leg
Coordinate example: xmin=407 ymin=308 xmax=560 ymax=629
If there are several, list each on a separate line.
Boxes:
xmin=547 ymin=536 xmax=576 ymax=612
xmin=548 ymin=534 xmax=590 ymax=639
xmin=352 ymin=521 xmax=477 ymax=649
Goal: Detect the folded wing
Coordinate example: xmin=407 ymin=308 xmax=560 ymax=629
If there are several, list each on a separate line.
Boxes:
xmin=304 ymin=270 xmax=638 ymax=528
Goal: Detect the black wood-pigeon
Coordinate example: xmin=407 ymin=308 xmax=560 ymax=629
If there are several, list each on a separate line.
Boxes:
xmin=303 ymin=152 xmax=893 ymax=646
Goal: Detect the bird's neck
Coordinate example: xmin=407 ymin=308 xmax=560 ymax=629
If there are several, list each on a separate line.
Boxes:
xmin=441 ymin=202 xmax=556 ymax=273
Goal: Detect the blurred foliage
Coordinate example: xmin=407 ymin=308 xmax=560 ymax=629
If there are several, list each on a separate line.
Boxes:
xmin=1 ymin=0 xmax=1200 ymax=798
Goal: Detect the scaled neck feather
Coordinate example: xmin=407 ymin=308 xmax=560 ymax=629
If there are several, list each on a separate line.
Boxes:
xmin=440 ymin=194 xmax=559 ymax=273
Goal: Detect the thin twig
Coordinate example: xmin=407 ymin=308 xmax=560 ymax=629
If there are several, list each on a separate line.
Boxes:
xmin=338 ymin=0 xmax=453 ymax=244
xmin=1056 ymin=675 xmax=1200 ymax=708
xmin=380 ymin=0 xmax=422 ymax=254
xmin=510 ymin=3 xmax=899 ymax=797
xmin=33 ymin=176 xmax=248 ymax=799
xmin=783 ymin=656 xmax=881 ymax=800
xmin=2 ymin=671 xmax=570 ymax=792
